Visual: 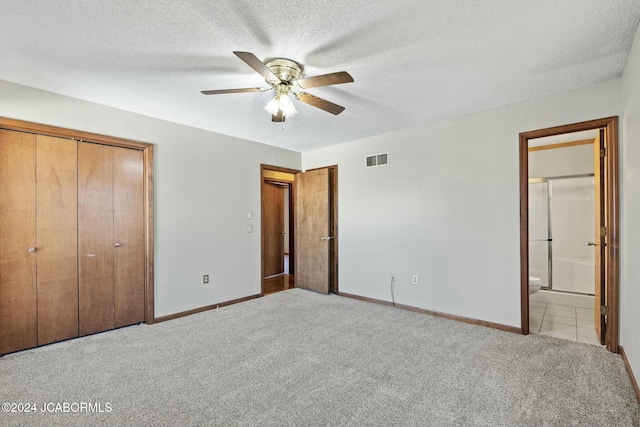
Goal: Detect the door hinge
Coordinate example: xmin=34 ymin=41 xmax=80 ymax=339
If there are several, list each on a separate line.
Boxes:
xmin=600 ymin=226 xmax=607 ymax=237
xmin=600 ymin=305 xmax=607 ymax=316
xmin=600 ymin=148 xmax=606 ymax=158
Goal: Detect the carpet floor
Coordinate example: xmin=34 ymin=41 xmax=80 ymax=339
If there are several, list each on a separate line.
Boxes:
xmin=1 ymin=288 xmax=638 ymax=426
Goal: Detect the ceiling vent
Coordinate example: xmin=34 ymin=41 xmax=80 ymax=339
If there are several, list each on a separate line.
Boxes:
xmin=366 ymin=153 xmax=388 ymax=167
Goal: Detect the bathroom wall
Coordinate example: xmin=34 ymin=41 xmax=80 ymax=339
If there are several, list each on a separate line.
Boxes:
xmin=528 ymin=143 xmax=594 ymax=179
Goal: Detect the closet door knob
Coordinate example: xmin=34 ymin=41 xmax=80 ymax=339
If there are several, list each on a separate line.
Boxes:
xmin=28 ymin=247 xmax=37 ymax=253
xmin=114 ymin=243 xmax=121 ymax=248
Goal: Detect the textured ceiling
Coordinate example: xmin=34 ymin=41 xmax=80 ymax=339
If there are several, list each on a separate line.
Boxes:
xmin=1 ymin=1 xmax=639 ymax=152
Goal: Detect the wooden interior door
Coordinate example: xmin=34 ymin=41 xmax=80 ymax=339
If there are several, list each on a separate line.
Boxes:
xmin=36 ymin=135 xmax=79 ymax=345
xmin=593 ymin=129 xmax=606 ymax=343
xmin=295 ymin=168 xmax=330 ymax=294
xmin=263 ymin=181 xmax=285 ymax=277
xmin=113 ymin=147 xmax=145 ymax=328
xmin=78 ymin=142 xmax=115 ymax=336
xmin=0 ymin=130 xmax=37 ymax=354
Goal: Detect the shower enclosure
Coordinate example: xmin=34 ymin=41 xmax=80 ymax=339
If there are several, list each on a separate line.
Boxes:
xmin=529 ymin=175 xmax=595 ymax=295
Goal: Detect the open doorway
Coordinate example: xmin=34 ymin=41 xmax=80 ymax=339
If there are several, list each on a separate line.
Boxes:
xmin=261 ymin=164 xmax=339 ymax=296
xmin=519 ymin=117 xmax=619 ymax=353
xmin=261 ymin=165 xmax=296 ymax=295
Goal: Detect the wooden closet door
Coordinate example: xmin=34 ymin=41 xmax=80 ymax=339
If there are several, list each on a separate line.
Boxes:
xmin=36 ymin=135 xmax=78 ymax=345
xmin=0 ymin=130 xmax=37 ymax=354
xmin=113 ymin=147 xmax=145 ymax=327
xmin=78 ymin=142 xmax=115 ymax=336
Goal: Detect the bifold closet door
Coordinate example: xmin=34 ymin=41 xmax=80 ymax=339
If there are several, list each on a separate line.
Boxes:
xmin=36 ymin=135 xmax=78 ymax=345
xmin=113 ymin=147 xmax=145 ymax=328
xmin=78 ymin=142 xmax=115 ymax=336
xmin=0 ymin=130 xmax=37 ymax=354
xmin=78 ymin=142 xmax=145 ymax=335
xmin=1 ymin=132 xmax=78 ymax=353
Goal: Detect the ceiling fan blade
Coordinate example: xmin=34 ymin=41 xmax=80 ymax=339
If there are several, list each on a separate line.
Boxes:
xmin=201 ymin=87 xmax=264 ymax=95
xmin=233 ymin=51 xmax=279 ymax=82
xmin=272 ymin=110 xmax=285 ymax=122
xmin=296 ymin=71 xmax=354 ymax=89
xmin=297 ymin=93 xmax=345 ymax=115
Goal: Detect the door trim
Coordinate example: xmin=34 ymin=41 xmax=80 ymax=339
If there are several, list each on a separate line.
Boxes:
xmin=328 ymin=166 xmax=339 ymax=294
xmin=519 ymin=116 xmax=619 ymax=352
xmin=260 ymin=164 xmax=299 ymax=295
xmin=0 ymin=116 xmax=155 ymax=325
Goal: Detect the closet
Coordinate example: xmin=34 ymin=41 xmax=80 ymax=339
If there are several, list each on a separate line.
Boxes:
xmin=78 ymin=142 xmax=145 ymax=336
xmin=0 ymin=120 xmax=152 ymax=355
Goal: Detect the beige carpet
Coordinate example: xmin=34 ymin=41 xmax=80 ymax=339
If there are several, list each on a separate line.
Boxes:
xmin=1 ymin=288 xmax=638 ymax=426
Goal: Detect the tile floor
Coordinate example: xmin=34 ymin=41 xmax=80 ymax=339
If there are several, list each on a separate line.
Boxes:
xmin=529 ymin=301 xmax=603 ymax=346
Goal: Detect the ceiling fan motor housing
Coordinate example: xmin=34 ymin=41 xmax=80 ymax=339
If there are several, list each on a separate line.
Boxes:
xmin=265 ymin=59 xmax=302 ymax=83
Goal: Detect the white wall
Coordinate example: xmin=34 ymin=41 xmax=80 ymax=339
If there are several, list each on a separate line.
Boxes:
xmin=0 ymin=80 xmax=301 ymax=317
xmin=302 ymin=79 xmax=621 ymax=327
xmin=620 ymin=24 xmax=640 ymax=386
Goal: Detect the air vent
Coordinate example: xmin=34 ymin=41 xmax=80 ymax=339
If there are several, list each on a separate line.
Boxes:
xmin=366 ymin=153 xmax=388 ymax=167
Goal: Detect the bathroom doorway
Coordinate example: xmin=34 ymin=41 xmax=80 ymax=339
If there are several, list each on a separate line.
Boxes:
xmin=519 ymin=117 xmax=619 ymax=353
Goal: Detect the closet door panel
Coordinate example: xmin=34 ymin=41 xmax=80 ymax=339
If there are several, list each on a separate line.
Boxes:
xmin=113 ymin=147 xmax=145 ymax=327
xmin=78 ymin=142 xmax=114 ymax=336
xmin=36 ymin=135 xmax=78 ymax=345
xmin=0 ymin=130 xmax=37 ymax=354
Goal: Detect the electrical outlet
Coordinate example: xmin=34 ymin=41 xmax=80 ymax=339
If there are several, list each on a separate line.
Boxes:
xmin=247 ymin=210 xmax=253 ymax=219
xmin=412 ymin=275 xmax=419 ymax=285
xmin=203 ymin=274 xmax=209 ymax=284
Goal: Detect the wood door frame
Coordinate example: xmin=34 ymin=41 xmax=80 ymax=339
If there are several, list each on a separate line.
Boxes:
xmin=0 ymin=117 xmax=155 ymax=325
xmin=328 ymin=166 xmax=339 ymax=294
xmin=262 ymin=180 xmax=286 ymax=277
xmin=260 ymin=164 xmax=298 ymax=295
xmin=519 ymin=116 xmax=619 ymax=352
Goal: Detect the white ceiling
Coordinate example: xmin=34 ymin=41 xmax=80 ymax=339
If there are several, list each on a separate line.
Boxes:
xmin=1 ymin=1 xmax=639 ymax=152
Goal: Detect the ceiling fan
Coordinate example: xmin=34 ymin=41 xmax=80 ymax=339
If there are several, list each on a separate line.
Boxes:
xmin=201 ymin=51 xmax=354 ymax=122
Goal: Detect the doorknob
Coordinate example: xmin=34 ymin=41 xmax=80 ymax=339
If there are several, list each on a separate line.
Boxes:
xmin=588 ymin=242 xmax=598 ymax=246
xmin=114 ymin=243 xmax=121 ymax=248
xmin=27 ymin=247 xmax=37 ymax=253
xmin=320 ymin=236 xmax=334 ymax=241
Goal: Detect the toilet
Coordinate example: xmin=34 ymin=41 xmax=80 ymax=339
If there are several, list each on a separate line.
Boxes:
xmin=529 ymin=276 xmax=541 ymax=295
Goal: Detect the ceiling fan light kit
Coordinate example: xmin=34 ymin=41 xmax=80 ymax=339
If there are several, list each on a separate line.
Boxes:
xmin=265 ymin=92 xmax=298 ymax=117
xmin=201 ymin=51 xmax=354 ymax=122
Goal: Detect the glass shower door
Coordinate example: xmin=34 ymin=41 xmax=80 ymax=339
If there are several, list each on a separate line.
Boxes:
xmin=529 ymin=180 xmax=551 ymax=288
xmin=549 ymin=176 xmax=595 ymax=294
